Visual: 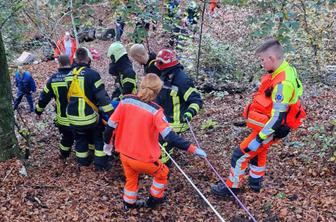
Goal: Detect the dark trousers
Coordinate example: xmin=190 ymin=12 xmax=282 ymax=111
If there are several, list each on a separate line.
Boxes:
xmin=58 ymin=126 xmax=75 ymax=159
xmin=13 ymin=90 xmax=34 ymax=112
xmin=73 ymin=126 xmax=107 ymax=168
xmin=115 ymin=21 xmax=125 ymax=41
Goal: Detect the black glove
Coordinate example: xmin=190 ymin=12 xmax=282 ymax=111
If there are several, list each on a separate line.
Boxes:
xmin=274 ymin=125 xmax=291 ymax=139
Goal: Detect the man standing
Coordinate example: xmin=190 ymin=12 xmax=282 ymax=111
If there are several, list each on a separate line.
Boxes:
xmin=155 ymin=49 xmax=203 ymax=166
xmin=35 ymin=55 xmax=74 ymax=159
xmin=66 ymin=48 xmax=113 ymax=171
xmin=107 ymin=42 xmax=137 ymax=100
xmin=211 ymin=39 xmax=305 ymax=196
xmin=13 ymin=66 xmax=36 ymax=112
xmin=54 ymin=32 xmax=77 ymax=64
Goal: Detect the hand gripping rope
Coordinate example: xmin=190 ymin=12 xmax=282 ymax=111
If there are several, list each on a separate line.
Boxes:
xmin=185 ymin=119 xmax=258 ymax=222
xmin=160 ymin=144 xmax=226 ymax=222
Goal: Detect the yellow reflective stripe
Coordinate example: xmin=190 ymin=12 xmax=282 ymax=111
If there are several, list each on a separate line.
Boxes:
xmin=101 ymin=104 xmax=113 ymax=112
xmin=67 ymin=113 xmax=97 ymax=121
xmin=78 ymin=98 xmax=85 ymax=117
xmin=259 ymin=132 xmax=267 ymax=140
xmin=188 ymin=103 xmax=200 ymax=113
xmin=247 ymin=118 xmax=265 ymax=127
xmin=170 ymin=122 xmax=189 ymax=133
xmin=59 ymin=144 xmax=70 ymax=151
xmin=121 ymin=77 xmax=136 ymax=85
xmin=94 ymin=79 xmax=103 ymax=88
xmin=36 ymin=104 xmax=44 ymax=112
xmin=67 ymin=113 xmax=97 ymax=126
xmin=88 ymin=144 xmax=95 ymax=150
xmin=51 ymin=83 xmax=62 ymax=116
xmin=55 ymin=115 xmax=70 ymax=126
xmin=43 ymin=85 xmax=50 ymax=93
xmin=65 ymin=75 xmax=73 ymax=81
xmin=95 ymin=150 xmax=106 ymax=157
xmin=183 ymin=87 xmax=197 ymax=101
xmin=170 ymin=89 xmax=180 ymax=125
xmin=76 ymin=151 xmax=88 ymax=158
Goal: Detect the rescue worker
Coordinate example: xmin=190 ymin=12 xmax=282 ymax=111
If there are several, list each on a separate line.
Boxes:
xmin=209 ymin=0 xmax=218 ymax=15
xmin=35 ymin=55 xmax=74 ymax=159
xmin=211 ymin=39 xmax=305 ymax=196
xmin=13 ymin=66 xmax=36 ymax=112
xmin=54 ymin=32 xmax=77 ymax=64
xmin=184 ymin=1 xmax=199 ymax=26
xmin=155 ymin=49 xmax=203 ymax=166
xmin=129 ymin=44 xmax=161 ymax=76
xmin=65 ymin=48 xmax=114 ymax=171
xmin=107 ymin=42 xmax=137 ymax=100
xmin=103 ymin=74 xmax=207 ymax=209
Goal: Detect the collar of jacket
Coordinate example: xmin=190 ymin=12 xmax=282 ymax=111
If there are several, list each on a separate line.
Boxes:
xmin=74 ymin=63 xmax=90 ymax=69
xmin=58 ymin=67 xmax=72 ymax=73
xmin=161 ymin=63 xmax=184 ymax=78
xmin=272 ymin=60 xmax=288 ymax=79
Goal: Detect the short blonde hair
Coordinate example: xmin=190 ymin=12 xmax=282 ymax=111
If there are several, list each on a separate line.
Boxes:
xmin=256 ymin=39 xmax=284 ymax=59
xmin=138 ymin=73 xmax=163 ymax=102
xmin=129 ymin=44 xmax=146 ymax=57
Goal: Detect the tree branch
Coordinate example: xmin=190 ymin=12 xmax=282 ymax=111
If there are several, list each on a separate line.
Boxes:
xmin=0 ymin=4 xmax=24 ymax=30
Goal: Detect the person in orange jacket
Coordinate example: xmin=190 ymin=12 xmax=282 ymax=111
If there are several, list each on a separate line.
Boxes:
xmin=54 ymin=32 xmax=77 ymax=64
xmin=103 ymin=73 xmax=207 ymax=210
xmin=209 ymin=0 xmax=218 ymax=14
xmin=211 ymin=39 xmax=305 ymax=197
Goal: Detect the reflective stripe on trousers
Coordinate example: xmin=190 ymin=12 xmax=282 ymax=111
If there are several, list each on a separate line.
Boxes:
xmin=226 ymin=130 xmax=274 ymax=188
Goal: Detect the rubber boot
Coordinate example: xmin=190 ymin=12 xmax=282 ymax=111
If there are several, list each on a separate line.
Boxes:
xmin=146 ymin=195 xmax=167 ymax=208
xmin=211 ymin=181 xmax=241 ymax=197
xmin=123 ymin=200 xmax=146 ymax=211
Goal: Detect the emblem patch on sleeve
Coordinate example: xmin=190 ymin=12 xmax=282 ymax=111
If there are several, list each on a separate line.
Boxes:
xmin=275 ymin=94 xmax=283 ymax=102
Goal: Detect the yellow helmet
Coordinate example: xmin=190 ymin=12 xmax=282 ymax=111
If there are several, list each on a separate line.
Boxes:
xmin=107 ymin=41 xmax=127 ymax=62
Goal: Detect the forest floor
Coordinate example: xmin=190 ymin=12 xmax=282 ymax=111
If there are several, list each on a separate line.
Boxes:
xmin=1 ymin=3 xmax=336 ymax=222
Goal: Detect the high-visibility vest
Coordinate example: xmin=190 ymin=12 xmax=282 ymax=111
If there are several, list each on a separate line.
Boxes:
xmin=244 ymin=71 xmax=306 ymax=131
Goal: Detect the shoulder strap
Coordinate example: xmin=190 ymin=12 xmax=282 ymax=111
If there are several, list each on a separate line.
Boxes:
xmin=67 ymin=67 xmax=99 ymax=112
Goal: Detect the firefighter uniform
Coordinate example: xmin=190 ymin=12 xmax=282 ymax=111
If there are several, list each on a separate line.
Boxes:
xmin=65 ymin=63 xmax=113 ymax=170
xmin=212 ymin=61 xmax=305 ymax=195
xmin=35 ymin=67 xmax=74 ymax=159
xmin=104 ymin=95 xmax=201 ymax=208
xmin=107 ymin=42 xmax=137 ymax=100
xmin=144 ymin=52 xmax=161 ymax=76
xmin=155 ymin=50 xmax=203 ymax=165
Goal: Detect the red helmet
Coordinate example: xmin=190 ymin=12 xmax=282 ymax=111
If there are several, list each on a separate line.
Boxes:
xmin=155 ymin=49 xmax=179 ymax=70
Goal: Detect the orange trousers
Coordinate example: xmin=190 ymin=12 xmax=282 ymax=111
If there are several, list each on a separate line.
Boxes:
xmin=226 ymin=130 xmax=275 ymax=188
xmin=120 ymin=154 xmax=169 ymax=204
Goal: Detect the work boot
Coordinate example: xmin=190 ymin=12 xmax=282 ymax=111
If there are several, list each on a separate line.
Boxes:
xmin=123 ymin=200 xmax=146 ymax=211
xmin=146 ymin=195 xmax=167 ymax=208
xmin=60 ymin=150 xmax=70 ymax=160
xmin=248 ymin=178 xmax=262 ymax=193
xmin=95 ymin=162 xmax=112 ymax=172
xmin=211 ymin=182 xmax=241 ymax=198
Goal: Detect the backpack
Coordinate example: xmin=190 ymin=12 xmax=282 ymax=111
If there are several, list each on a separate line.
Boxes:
xmin=244 ymin=72 xmax=306 ymax=131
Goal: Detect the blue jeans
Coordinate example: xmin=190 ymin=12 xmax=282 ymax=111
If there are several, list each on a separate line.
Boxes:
xmin=13 ymin=90 xmax=34 ymax=112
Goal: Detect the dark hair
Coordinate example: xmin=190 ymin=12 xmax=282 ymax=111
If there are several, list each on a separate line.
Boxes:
xmin=75 ymin=47 xmax=89 ymax=63
xmin=58 ymin=55 xmax=71 ymax=67
xmin=256 ymin=39 xmax=284 ymax=58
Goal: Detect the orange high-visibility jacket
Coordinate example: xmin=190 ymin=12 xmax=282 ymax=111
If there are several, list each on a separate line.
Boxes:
xmin=108 ymin=95 xmax=181 ymax=162
xmin=244 ymin=61 xmax=306 ymax=133
xmin=54 ymin=36 xmax=77 ymax=63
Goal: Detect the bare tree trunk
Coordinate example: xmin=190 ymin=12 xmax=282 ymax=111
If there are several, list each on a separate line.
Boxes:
xmin=0 ymin=30 xmax=19 ymax=162
xmin=70 ymin=0 xmax=79 ymax=46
